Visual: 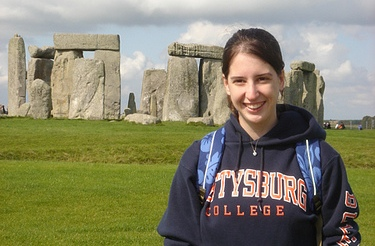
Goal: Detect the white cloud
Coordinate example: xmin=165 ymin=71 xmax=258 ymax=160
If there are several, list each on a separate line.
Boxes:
xmin=177 ymin=21 xmax=239 ymax=46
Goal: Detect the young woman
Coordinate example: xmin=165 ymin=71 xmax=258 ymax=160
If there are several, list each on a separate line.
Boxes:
xmin=158 ymin=28 xmax=360 ymax=245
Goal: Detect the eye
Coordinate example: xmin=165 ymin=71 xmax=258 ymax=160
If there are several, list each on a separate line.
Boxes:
xmin=257 ymin=76 xmax=271 ymax=83
xmin=233 ymin=78 xmax=246 ymax=84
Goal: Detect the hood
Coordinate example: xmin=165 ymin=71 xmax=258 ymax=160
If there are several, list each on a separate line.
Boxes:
xmin=224 ymin=104 xmax=326 ymax=147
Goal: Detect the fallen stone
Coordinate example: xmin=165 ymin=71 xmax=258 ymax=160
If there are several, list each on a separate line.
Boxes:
xmin=17 ymin=103 xmax=31 ymax=117
xmin=187 ymin=117 xmax=214 ymax=126
xmin=124 ymin=113 xmax=161 ymax=125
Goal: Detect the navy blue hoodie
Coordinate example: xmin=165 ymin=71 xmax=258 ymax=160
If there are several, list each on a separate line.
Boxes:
xmin=158 ymin=105 xmax=360 ymax=245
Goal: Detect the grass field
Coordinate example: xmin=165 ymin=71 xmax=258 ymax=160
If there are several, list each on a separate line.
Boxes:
xmin=0 ymin=117 xmax=374 ymax=245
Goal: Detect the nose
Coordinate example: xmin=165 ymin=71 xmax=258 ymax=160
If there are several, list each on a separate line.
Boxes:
xmin=245 ymin=82 xmax=258 ymax=100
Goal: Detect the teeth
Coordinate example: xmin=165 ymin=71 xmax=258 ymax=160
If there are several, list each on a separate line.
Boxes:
xmin=247 ymin=102 xmax=263 ymax=110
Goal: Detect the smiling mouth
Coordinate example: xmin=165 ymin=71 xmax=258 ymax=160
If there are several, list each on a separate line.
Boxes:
xmin=246 ymin=102 xmax=265 ymax=110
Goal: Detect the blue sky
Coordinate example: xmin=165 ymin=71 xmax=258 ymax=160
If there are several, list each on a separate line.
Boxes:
xmin=0 ymin=0 xmax=374 ymax=120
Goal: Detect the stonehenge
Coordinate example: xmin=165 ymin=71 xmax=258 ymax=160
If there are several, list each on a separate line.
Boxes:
xmin=7 ymin=34 xmax=121 ymax=120
xmin=141 ymin=43 xmax=325 ymax=125
xmin=8 ymin=34 xmax=325 ymax=125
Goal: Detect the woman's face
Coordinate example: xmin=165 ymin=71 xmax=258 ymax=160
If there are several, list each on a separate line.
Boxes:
xmin=223 ymin=52 xmax=284 ymax=136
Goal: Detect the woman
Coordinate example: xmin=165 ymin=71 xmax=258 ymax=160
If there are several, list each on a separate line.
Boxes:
xmin=158 ymin=28 xmax=360 ymax=245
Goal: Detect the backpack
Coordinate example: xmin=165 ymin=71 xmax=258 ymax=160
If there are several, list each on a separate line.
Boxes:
xmin=197 ymin=126 xmax=322 ymax=214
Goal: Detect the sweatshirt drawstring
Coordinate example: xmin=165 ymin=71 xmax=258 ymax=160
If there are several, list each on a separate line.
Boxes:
xmin=235 ymin=132 xmax=243 ymax=174
xmin=257 ymin=147 xmax=264 ymax=214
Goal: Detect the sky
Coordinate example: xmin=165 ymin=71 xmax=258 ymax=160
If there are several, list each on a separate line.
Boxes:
xmin=0 ymin=0 xmax=374 ymax=120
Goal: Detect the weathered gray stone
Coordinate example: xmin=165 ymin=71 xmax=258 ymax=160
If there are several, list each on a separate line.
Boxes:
xmin=94 ymin=50 xmax=121 ymax=119
xmin=140 ymin=69 xmax=167 ymax=119
xmin=290 ymin=61 xmax=315 ymax=72
xmin=150 ymin=94 xmax=157 ymax=117
xmin=29 ymin=79 xmax=51 ymax=119
xmin=315 ymin=70 xmax=325 ymax=125
xmin=124 ymin=113 xmax=161 ymax=125
xmin=127 ymin=92 xmax=136 ymax=114
xmin=168 ymin=42 xmax=223 ymax=60
xmin=28 ymin=45 xmax=55 ymax=59
xmin=8 ymin=34 xmax=26 ymax=116
xmin=28 ymin=58 xmax=53 ymax=84
xmin=27 ymin=58 xmax=53 ymax=102
xmin=162 ymin=56 xmax=199 ymax=121
xmin=301 ymin=72 xmax=318 ymax=118
xmin=17 ymin=102 xmax=30 ymax=117
xmin=54 ymin=33 xmax=120 ymax=51
xmin=187 ymin=117 xmax=214 ymax=126
xmin=69 ymin=59 xmax=105 ymax=120
xmin=199 ymin=59 xmax=230 ymax=125
xmin=51 ymin=50 xmax=83 ymax=118
xmin=284 ymin=70 xmax=304 ymax=107
xmin=283 ymin=61 xmax=324 ymax=125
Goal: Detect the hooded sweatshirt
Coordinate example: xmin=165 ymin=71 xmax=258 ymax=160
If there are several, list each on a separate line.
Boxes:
xmin=158 ymin=105 xmax=360 ymax=246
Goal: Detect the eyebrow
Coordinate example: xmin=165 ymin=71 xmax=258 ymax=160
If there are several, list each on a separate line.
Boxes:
xmin=229 ymin=73 xmax=273 ymax=80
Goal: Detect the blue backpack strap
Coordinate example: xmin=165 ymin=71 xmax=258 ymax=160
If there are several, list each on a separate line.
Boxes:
xmin=296 ymin=139 xmax=322 ymax=213
xmin=197 ymin=127 xmax=225 ymax=203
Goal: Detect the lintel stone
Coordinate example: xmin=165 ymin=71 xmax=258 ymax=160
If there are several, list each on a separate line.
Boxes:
xmin=290 ymin=61 xmax=315 ymax=72
xmin=168 ymin=42 xmax=223 ymax=60
xmin=54 ymin=33 xmax=120 ymax=51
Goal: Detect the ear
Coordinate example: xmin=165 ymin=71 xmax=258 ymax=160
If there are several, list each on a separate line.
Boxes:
xmin=278 ymin=70 xmax=285 ymax=91
xmin=223 ymin=74 xmax=230 ymax=95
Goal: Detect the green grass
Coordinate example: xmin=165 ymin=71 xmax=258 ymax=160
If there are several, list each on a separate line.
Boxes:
xmin=0 ymin=161 xmax=176 ymax=245
xmin=0 ymin=117 xmax=216 ymax=165
xmin=0 ymin=117 xmax=374 ymax=245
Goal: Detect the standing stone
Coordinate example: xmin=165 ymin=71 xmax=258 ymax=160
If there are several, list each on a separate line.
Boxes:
xmin=316 ymin=70 xmax=325 ymax=125
xmin=27 ymin=58 xmax=53 ymax=102
xmin=199 ymin=59 xmax=230 ymax=125
xmin=284 ymin=70 xmax=304 ymax=107
xmin=7 ymin=34 xmax=26 ymax=116
xmin=94 ymin=50 xmax=121 ymax=119
xmin=27 ymin=58 xmax=53 ymax=84
xmin=162 ymin=56 xmax=199 ymax=121
xmin=150 ymin=94 xmax=157 ymax=117
xmin=284 ymin=61 xmax=324 ymax=125
xmin=140 ymin=69 xmax=167 ymax=119
xmin=127 ymin=92 xmax=136 ymax=114
xmin=69 ymin=59 xmax=105 ymax=120
xmin=29 ymin=79 xmax=51 ymax=119
xmin=301 ymin=71 xmax=318 ymax=119
xmin=51 ymin=50 xmax=83 ymax=118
